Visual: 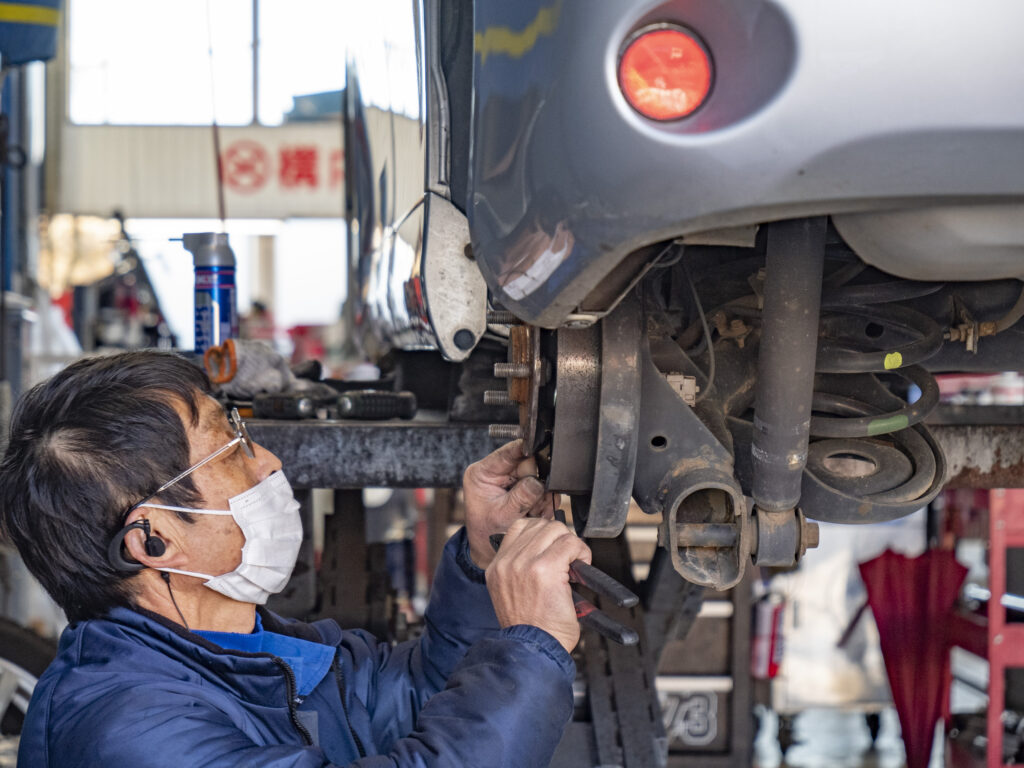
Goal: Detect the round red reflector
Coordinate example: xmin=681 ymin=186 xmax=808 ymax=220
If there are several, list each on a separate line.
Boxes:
xmin=618 ymin=26 xmax=712 ymax=121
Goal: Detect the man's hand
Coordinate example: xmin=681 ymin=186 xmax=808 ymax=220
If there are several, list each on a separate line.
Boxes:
xmin=486 ymin=518 xmax=592 ymax=653
xmin=463 ymin=440 xmax=560 ymax=569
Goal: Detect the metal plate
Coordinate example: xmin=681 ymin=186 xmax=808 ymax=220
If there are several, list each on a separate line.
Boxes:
xmin=579 ymin=293 xmax=643 ymax=537
xmin=548 ymin=325 xmax=601 ymax=492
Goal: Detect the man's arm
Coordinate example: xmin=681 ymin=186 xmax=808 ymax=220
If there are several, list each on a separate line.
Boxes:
xmin=43 ymin=637 xmax=573 ymax=768
xmin=356 ymin=516 xmax=589 ymax=766
xmin=40 ymin=519 xmax=583 ymax=768
xmin=338 ymin=526 xmax=505 ymax=748
xmin=345 ymin=441 xmax=579 ymax=750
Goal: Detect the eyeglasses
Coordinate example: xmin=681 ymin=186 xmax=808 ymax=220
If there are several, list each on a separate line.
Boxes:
xmin=125 ymin=407 xmax=255 ymax=517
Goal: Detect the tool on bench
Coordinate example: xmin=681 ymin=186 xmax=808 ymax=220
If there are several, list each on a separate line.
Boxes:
xmin=203 ymin=338 xmax=239 ymax=384
xmin=338 ymin=390 xmax=417 ymax=420
xmin=252 ymin=392 xmax=318 ymax=420
xmin=489 ymin=533 xmax=639 ymax=646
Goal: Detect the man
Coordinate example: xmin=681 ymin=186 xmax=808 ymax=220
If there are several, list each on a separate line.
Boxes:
xmin=0 ymin=350 xmax=591 ymax=767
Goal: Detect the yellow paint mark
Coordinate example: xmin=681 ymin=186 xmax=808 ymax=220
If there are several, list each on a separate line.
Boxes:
xmin=0 ymin=2 xmax=59 ymax=25
xmin=475 ymin=2 xmax=561 ymax=65
xmin=883 ymin=351 xmax=903 ymax=370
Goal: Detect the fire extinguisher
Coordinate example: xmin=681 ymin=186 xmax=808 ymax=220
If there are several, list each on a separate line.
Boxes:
xmin=751 ymin=594 xmax=785 ymax=680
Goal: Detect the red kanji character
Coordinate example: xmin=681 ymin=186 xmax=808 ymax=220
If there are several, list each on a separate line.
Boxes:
xmin=279 ymin=146 xmax=319 ymax=188
xmin=329 ymin=149 xmax=345 ymax=188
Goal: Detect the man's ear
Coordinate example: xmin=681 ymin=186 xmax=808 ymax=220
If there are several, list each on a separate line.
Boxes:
xmin=122 ymin=514 xmax=177 ymax=568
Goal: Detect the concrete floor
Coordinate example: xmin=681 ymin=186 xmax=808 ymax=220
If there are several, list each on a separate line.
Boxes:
xmin=0 ymin=713 xmax=981 ymax=768
xmin=754 ymin=707 xmax=947 ymax=768
xmin=751 ymin=632 xmax=995 ymax=768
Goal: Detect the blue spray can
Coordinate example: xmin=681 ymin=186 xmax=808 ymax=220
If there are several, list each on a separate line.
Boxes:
xmin=183 ymin=232 xmax=238 ymax=354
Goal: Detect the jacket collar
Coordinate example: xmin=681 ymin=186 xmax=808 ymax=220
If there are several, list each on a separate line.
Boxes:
xmin=117 ymin=604 xmax=341 ymax=647
xmin=68 ymin=606 xmax=339 ymax=707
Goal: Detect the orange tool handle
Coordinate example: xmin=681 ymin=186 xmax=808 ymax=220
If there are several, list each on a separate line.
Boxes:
xmin=203 ymin=339 xmax=238 ymax=384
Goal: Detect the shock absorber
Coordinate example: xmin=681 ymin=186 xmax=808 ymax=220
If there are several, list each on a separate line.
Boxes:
xmin=751 ymin=218 xmax=827 ymax=513
xmin=749 ymin=218 xmax=827 ymax=567
xmin=748 ymin=219 xmax=947 ymax=531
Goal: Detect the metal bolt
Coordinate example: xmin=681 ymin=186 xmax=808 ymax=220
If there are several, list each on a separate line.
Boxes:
xmin=487 ymin=310 xmax=519 ymax=324
xmin=493 ymin=362 xmax=530 ymax=378
xmin=804 ymin=521 xmax=820 ymax=549
xmin=488 ymin=424 xmax=523 ymax=440
xmin=796 ymin=512 xmax=820 ymax=561
xmin=483 ymin=390 xmax=513 ymax=406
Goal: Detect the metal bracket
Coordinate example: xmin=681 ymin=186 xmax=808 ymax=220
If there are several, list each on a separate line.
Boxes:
xmin=633 ymin=336 xmax=750 ymax=590
xmin=423 ymin=193 xmax=487 ymax=361
xmin=947 ymin=296 xmax=980 ymax=353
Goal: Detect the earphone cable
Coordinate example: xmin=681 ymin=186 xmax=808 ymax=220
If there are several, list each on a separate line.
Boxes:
xmin=161 ymin=571 xmax=191 ymax=632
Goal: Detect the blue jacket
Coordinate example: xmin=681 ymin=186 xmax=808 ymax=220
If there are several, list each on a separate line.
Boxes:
xmin=18 ymin=530 xmax=575 ymax=767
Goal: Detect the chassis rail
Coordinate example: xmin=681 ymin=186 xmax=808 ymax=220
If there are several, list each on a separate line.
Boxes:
xmin=250 ymin=409 xmax=1023 ymax=492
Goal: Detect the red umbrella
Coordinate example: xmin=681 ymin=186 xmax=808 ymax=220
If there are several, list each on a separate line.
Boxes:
xmin=859 ymin=549 xmax=968 ymax=768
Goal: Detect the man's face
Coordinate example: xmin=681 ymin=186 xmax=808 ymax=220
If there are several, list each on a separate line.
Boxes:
xmin=165 ymin=395 xmax=283 ymax=575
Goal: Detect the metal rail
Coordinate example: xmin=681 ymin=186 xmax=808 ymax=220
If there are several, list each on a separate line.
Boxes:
xmin=250 ymin=409 xmax=1024 ymax=491
xmin=248 ymin=419 xmax=494 ymax=489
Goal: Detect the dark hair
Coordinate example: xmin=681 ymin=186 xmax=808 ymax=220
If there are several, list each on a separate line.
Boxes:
xmin=0 ymin=350 xmax=213 ymax=621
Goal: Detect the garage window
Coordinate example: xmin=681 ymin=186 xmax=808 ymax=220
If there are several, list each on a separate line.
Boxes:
xmin=67 ymin=0 xmax=350 ymax=126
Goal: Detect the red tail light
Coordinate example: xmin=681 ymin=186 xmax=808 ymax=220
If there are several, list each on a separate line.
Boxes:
xmin=618 ymin=25 xmax=712 ymax=121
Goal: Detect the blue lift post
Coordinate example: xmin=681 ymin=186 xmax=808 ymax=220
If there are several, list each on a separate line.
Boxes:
xmin=0 ymin=0 xmax=63 ymax=397
xmin=1 ymin=68 xmax=14 ymax=389
xmin=1 ymin=66 xmax=25 ymax=395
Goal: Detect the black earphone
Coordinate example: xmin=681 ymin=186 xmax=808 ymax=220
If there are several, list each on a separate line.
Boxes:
xmin=106 ymin=518 xmax=166 ymax=572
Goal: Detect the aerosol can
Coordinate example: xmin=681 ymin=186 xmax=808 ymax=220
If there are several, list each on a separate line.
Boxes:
xmin=183 ymin=232 xmax=238 ymax=354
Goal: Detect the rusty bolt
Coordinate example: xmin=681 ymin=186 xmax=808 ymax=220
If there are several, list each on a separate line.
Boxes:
xmin=494 ymin=362 xmax=531 ymax=378
xmin=486 ymin=310 xmax=520 ymax=324
xmin=488 ymin=424 xmax=523 ymax=440
xmin=804 ymin=521 xmax=820 ymax=549
xmin=483 ymin=390 xmax=513 ymax=406
xmin=798 ymin=517 xmax=820 ymax=561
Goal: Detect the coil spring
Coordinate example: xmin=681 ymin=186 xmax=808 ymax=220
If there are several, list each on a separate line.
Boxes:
xmin=802 ymin=277 xmax=948 ymax=518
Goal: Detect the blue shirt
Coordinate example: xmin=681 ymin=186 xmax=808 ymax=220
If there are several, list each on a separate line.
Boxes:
xmin=196 ymin=613 xmax=336 ymax=697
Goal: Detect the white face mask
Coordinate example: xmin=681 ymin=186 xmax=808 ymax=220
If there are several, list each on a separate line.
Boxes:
xmin=145 ymin=472 xmax=303 ymax=605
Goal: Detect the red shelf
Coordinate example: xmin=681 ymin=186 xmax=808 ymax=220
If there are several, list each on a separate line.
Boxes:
xmin=982 ymin=489 xmax=1024 ymax=768
xmin=995 ymin=626 xmax=1024 ymax=667
xmin=944 ymin=488 xmax=1024 ymax=767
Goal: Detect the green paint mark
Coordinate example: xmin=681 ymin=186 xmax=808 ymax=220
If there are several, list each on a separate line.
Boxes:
xmin=883 ymin=352 xmax=903 ymax=370
xmin=868 ymin=414 xmax=909 ymax=436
